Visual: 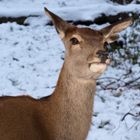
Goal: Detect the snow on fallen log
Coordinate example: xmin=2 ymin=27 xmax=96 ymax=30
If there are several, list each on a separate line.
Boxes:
xmin=0 ymin=3 xmax=139 ymax=22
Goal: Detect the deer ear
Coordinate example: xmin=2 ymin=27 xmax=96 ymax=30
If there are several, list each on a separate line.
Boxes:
xmin=101 ymin=18 xmax=133 ymax=43
xmin=44 ymin=7 xmax=71 ymax=39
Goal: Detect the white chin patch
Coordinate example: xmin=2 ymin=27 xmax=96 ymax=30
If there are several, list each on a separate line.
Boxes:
xmin=89 ymin=63 xmax=107 ymax=73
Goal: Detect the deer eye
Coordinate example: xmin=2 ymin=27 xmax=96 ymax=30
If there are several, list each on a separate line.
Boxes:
xmin=70 ymin=37 xmax=79 ymax=45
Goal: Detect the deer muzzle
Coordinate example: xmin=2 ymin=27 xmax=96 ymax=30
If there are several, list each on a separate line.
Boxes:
xmin=87 ymin=50 xmax=111 ymax=65
xmin=96 ymin=50 xmax=110 ymax=64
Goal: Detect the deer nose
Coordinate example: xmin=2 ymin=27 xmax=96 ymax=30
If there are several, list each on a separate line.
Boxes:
xmin=96 ymin=50 xmax=109 ymax=63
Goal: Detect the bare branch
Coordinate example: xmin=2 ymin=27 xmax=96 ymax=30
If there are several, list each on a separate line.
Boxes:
xmin=121 ymin=112 xmax=140 ymax=121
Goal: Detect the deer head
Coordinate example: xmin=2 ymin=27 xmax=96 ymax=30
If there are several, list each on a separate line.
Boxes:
xmin=45 ymin=7 xmax=132 ymax=80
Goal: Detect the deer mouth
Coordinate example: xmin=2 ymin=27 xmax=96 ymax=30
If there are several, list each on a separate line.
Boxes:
xmin=88 ymin=57 xmax=111 ymax=73
xmin=88 ymin=57 xmax=111 ymax=65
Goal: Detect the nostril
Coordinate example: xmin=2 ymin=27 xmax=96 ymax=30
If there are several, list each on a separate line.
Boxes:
xmin=96 ymin=50 xmax=109 ymax=63
xmin=101 ymin=56 xmax=108 ymax=63
xmin=96 ymin=50 xmax=108 ymax=57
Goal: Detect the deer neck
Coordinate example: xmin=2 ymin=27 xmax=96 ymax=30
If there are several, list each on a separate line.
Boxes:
xmin=54 ymin=62 xmax=96 ymax=97
xmin=47 ymin=62 xmax=96 ymax=139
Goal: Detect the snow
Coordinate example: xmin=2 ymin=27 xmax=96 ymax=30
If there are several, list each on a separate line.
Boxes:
xmin=0 ymin=23 xmax=64 ymax=97
xmin=0 ymin=0 xmax=140 ymax=140
xmin=88 ymin=89 xmax=140 ymax=140
xmin=0 ymin=0 xmax=140 ymax=22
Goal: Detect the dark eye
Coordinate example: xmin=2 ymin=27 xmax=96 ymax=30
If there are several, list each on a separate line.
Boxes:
xmin=70 ymin=37 xmax=79 ymax=45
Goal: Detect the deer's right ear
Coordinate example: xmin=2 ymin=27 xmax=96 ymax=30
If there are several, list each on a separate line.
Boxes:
xmin=44 ymin=7 xmax=71 ymax=39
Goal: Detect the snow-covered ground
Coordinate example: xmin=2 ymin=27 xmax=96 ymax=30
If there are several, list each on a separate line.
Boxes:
xmin=0 ymin=0 xmax=140 ymax=140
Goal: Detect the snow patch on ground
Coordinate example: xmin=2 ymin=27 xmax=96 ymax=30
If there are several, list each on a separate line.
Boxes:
xmin=0 ymin=23 xmax=64 ymax=98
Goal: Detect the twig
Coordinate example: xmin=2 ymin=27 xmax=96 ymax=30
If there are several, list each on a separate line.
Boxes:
xmin=98 ymin=77 xmax=120 ymax=80
xmin=123 ymin=77 xmax=140 ymax=87
xmin=121 ymin=112 xmax=140 ymax=121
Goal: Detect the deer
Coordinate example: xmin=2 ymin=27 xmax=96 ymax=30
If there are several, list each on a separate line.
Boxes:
xmin=0 ymin=7 xmax=132 ymax=140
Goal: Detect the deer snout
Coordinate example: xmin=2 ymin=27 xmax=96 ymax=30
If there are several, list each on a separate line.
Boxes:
xmin=87 ymin=50 xmax=110 ymax=65
xmin=96 ymin=50 xmax=110 ymax=64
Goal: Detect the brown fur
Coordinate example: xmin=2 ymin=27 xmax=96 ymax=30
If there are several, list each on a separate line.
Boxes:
xmin=0 ymin=8 xmax=132 ymax=140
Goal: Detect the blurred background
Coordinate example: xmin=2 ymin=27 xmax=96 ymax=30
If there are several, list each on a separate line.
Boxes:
xmin=0 ymin=0 xmax=139 ymax=140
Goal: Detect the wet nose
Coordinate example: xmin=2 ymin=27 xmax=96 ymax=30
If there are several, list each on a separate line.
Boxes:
xmin=96 ymin=50 xmax=109 ymax=63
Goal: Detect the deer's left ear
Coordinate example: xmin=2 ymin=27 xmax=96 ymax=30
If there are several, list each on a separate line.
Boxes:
xmin=44 ymin=7 xmax=72 ymax=39
xmin=100 ymin=18 xmax=133 ymax=43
